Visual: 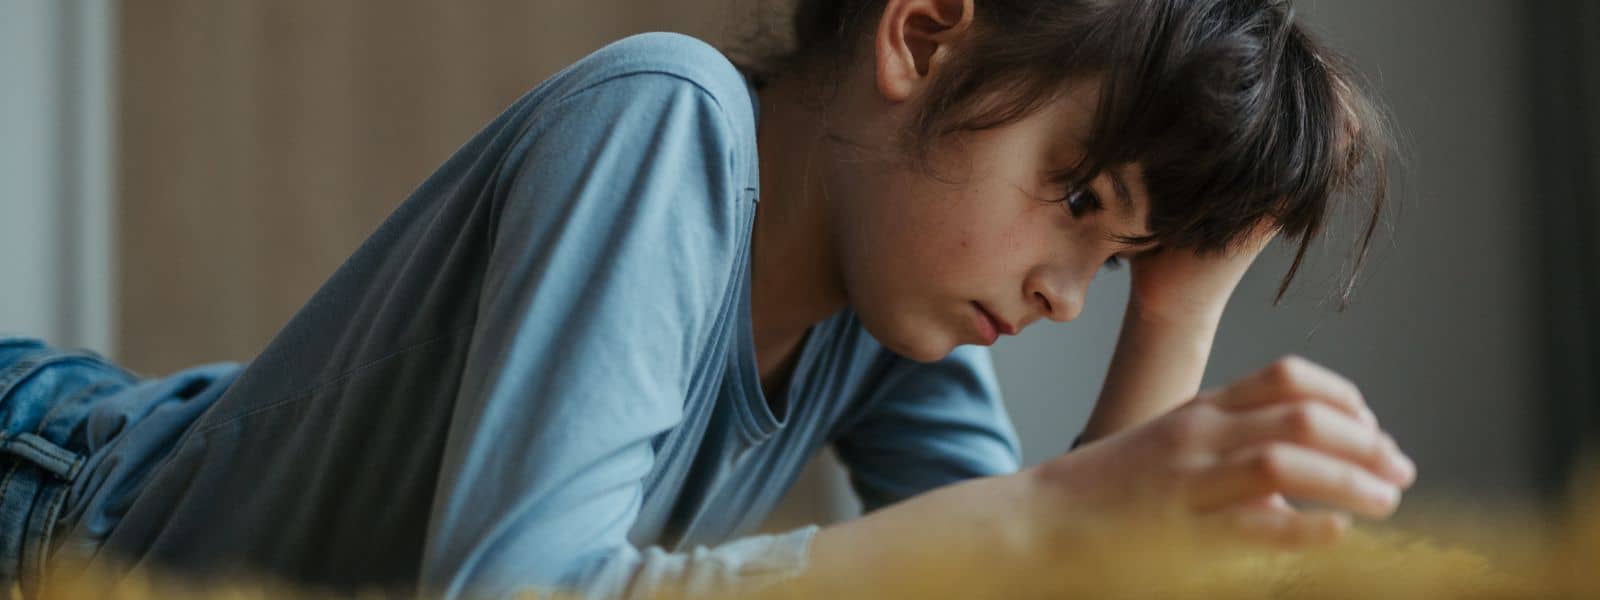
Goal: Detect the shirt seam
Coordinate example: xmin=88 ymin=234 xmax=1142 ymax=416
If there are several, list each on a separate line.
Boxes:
xmin=193 ymin=325 xmax=473 ymax=436
xmin=546 ymin=67 xmax=747 ymax=164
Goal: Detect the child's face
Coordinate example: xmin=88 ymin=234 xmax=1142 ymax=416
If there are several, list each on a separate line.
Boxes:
xmin=832 ymin=79 xmax=1157 ymax=362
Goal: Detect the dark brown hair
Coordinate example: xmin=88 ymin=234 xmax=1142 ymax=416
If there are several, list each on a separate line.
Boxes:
xmin=733 ymin=0 xmax=1393 ymax=307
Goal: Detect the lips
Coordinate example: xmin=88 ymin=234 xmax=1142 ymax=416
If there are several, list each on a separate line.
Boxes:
xmin=979 ymin=303 xmax=1017 ymax=335
xmin=972 ymin=302 xmax=1017 ymax=344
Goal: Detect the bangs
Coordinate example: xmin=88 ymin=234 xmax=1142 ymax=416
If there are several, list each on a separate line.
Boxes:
xmin=734 ymin=0 xmax=1392 ymax=306
xmin=1034 ymin=1 xmax=1390 ymax=304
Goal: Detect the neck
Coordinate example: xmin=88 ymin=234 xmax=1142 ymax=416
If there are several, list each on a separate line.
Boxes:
xmin=750 ymin=75 xmax=848 ymax=379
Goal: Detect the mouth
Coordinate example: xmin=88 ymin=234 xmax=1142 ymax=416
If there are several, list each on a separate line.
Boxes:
xmin=971 ymin=302 xmax=1017 ymax=345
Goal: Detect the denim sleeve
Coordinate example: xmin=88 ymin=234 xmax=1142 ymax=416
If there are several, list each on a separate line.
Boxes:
xmin=416 ymin=71 xmax=812 ymax=599
xmin=832 ymin=345 xmax=1024 ymax=512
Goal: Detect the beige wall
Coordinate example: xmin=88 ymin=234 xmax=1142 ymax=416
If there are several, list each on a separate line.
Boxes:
xmin=117 ymin=1 xmax=762 ymax=373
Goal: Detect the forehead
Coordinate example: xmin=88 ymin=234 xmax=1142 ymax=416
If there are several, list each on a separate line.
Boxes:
xmin=1045 ymin=77 xmax=1102 ymax=147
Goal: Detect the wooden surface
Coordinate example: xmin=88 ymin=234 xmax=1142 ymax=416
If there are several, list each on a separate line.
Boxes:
xmin=116 ymin=1 xmax=760 ymax=373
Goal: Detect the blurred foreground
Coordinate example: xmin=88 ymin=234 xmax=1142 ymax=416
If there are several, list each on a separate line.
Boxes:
xmin=27 ymin=458 xmax=1600 ymax=599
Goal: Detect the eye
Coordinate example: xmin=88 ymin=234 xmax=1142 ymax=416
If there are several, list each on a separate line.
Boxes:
xmin=1102 ymin=256 xmax=1124 ymax=270
xmin=1062 ymin=187 xmax=1103 ymax=218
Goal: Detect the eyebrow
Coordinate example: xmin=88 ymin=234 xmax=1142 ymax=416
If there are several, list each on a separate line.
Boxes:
xmin=1102 ymin=167 xmax=1159 ymax=245
xmin=1105 ymin=169 xmax=1136 ymax=215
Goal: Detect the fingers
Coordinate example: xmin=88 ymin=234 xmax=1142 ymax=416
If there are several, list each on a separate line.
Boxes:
xmin=1220 ymin=401 xmax=1416 ymax=488
xmin=1187 ymin=442 xmax=1402 ymax=519
xmin=1205 ymin=504 xmax=1351 ymax=550
xmin=1210 ymin=355 xmax=1377 ymax=428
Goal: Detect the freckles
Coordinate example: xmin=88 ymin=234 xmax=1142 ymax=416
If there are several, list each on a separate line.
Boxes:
xmin=1002 ymin=212 xmax=1044 ymax=254
xmin=932 ymin=232 xmax=975 ymax=280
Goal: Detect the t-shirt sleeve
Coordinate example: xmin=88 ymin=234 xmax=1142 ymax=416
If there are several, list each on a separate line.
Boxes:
xmin=831 ymin=345 xmax=1024 ymax=512
xmin=417 ymin=70 xmax=814 ymax=599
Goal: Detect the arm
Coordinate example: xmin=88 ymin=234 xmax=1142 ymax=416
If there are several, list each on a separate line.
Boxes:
xmin=794 ymin=356 xmax=1415 ymax=599
xmin=1078 ymin=291 xmax=1223 ymax=445
xmin=1079 ymin=229 xmax=1282 ymax=446
xmin=771 ymin=239 xmax=1415 ymax=599
xmin=830 ymin=345 xmax=1022 ymax=511
xmin=420 ymin=69 xmax=791 ymax=599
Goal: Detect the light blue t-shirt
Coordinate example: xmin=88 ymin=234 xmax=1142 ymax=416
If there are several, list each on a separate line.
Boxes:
xmin=56 ymin=32 xmax=1022 ymax=599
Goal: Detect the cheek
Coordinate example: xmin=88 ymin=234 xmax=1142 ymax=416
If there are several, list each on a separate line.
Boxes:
xmin=860 ymin=194 xmax=1006 ymax=290
xmin=850 ymin=193 xmax=1034 ymax=322
xmin=949 ymin=198 xmax=1052 ymax=274
xmin=825 ymin=184 xmax=985 ymax=354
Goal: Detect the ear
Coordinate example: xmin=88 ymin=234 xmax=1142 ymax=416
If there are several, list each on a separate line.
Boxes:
xmin=873 ymin=0 xmax=975 ymax=103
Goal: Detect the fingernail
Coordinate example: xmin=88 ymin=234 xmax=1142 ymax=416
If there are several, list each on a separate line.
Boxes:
xmin=1362 ymin=479 xmax=1399 ymax=511
xmin=1385 ymin=452 xmax=1416 ymax=484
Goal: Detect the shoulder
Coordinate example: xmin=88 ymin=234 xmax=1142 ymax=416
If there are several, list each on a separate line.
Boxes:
xmin=482 ymin=35 xmax=759 ymax=338
xmin=536 ymin=32 xmax=757 ymax=147
xmin=493 ymin=32 xmax=761 ymax=225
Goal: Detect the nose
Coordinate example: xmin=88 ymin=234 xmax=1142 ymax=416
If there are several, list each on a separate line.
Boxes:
xmin=1026 ymin=275 xmax=1084 ymax=323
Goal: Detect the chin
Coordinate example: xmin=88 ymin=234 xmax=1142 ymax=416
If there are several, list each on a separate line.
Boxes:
xmin=858 ymin=312 xmax=957 ymax=363
xmin=879 ymin=341 xmax=949 ymax=364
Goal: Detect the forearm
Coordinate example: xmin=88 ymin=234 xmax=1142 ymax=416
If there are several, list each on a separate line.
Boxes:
xmin=791 ymin=474 xmax=1041 ymax=599
xmin=1079 ymin=301 xmax=1223 ymax=444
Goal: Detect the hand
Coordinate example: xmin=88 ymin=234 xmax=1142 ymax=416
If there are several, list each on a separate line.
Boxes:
xmin=1128 ymin=221 xmax=1279 ymax=322
xmin=1034 ymin=355 xmax=1415 ymax=550
xmin=802 ymin=356 xmax=1412 ymax=598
